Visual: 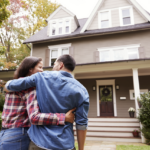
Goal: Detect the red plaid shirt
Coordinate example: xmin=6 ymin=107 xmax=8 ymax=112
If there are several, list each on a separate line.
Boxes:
xmin=2 ymin=87 xmax=65 ymax=128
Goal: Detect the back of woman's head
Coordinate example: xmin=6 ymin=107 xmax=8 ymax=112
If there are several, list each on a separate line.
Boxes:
xmin=14 ymin=56 xmax=42 ymax=79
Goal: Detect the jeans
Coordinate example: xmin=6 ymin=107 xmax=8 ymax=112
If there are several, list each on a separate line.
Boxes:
xmin=0 ymin=127 xmax=30 ymax=150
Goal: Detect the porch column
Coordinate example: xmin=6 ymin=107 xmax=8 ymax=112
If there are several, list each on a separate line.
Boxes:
xmin=132 ymin=68 xmax=140 ymax=117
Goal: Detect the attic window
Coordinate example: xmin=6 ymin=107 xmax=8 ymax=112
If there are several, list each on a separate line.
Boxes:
xmin=122 ymin=9 xmax=131 ymax=25
xmin=119 ymin=6 xmax=134 ymax=26
xmin=50 ymin=18 xmax=72 ymax=36
xmin=52 ymin=23 xmax=56 ymax=35
xmin=99 ymin=10 xmax=111 ymax=29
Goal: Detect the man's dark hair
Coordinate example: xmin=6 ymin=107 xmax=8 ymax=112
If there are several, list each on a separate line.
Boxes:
xmin=57 ymin=55 xmax=76 ymax=71
xmin=14 ymin=56 xmax=42 ymax=79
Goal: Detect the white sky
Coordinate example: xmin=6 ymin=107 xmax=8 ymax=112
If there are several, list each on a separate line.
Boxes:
xmin=51 ymin=0 xmax=150 ymax=19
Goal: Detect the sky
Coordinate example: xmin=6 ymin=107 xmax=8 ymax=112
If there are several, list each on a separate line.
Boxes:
xmin=51 ymin=0 xmax=150 ymax=19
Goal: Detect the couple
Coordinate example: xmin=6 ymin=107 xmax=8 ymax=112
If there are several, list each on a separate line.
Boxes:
xmin=0 ymin=55 xmax=89 ymax=150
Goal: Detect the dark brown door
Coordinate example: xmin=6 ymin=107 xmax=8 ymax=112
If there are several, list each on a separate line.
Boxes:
xmin=99 ymin=86 xmax=114 ymax=116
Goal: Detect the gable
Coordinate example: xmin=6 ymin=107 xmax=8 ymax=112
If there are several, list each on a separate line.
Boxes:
xmin=51 ymin=8 xmax=72 ymax=20
xmin=82 ymin=0 xmax=150 ymax=32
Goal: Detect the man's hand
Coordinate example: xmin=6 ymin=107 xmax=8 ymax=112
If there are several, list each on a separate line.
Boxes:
xmin=65 ymin=108 xmax=76 ymax=123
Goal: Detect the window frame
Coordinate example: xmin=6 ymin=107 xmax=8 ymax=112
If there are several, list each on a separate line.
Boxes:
xmin=119 ymin=6 xmax=134 ymax=26
xmin=49 ymin=17 xmax=72 ymax=36
xmin=48 ymin=43 xmax=71 ymax=66
xmin=98 ymin=10 xmax=112 ymax=29
xmin=98 ymin=44 xmax=140 ymax=62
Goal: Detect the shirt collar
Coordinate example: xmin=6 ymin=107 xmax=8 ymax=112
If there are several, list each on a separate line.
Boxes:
xmin=60 ymin=71 xmax=73 ymax=78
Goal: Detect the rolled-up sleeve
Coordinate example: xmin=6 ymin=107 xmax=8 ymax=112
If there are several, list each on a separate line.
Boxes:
xmin=75 ymin=94 xmax=89 ymax=130
xmin=6 ymin=73 xmax=37 ymax=92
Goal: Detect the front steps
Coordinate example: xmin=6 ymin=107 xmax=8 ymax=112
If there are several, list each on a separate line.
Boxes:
xmin=74 ymin=118 xmax=141 ymax=143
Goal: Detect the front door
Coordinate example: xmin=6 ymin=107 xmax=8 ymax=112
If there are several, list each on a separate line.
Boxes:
xmin=99 ymin=86 xmax=114 ymax=116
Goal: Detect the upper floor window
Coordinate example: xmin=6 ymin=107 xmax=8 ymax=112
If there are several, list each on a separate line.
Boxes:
xmin=49 ymin=18 xmax=72 ymax=36
xmin=49 ymin=43 xmax=71 ymax=66
xmin=99 ymin=10 xmax=111 ymax=29
xmin=119 ymin=6 xmax=134 ymax=26
xmin=98 ymin=45 xmax=140 ymax=62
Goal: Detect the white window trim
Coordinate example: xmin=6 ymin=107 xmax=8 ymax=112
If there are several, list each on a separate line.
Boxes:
xmin=96 ymin=80 xmax=117 ymax=117
xmin=49 ymin=17 xmax=72 ymax=36
xmin=98 ymin=44 xmax=140 ymax=62
xmin=48 ymin=43 xmax=71 ymax=66
xmin=119 ymin=6 xmax=134 ymax=26
xmin=98 ymin=10 xmax=112 ymax=29
xmin=129 ymin=89 xmax=148 ymax=100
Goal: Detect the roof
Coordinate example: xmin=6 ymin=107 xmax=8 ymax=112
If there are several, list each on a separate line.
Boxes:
xmin=23 ymin=20 xmax=150 ymax=44
xmin=80 ymin=0 xmax=150 ymax=33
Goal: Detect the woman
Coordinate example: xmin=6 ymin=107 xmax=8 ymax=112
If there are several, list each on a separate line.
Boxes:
xmin=0 ymin=56 xmax=75 ymax=150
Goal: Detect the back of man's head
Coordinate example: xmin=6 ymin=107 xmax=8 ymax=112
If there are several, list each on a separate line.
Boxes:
xmin=57 ymin=55 xmax=76 ymax=72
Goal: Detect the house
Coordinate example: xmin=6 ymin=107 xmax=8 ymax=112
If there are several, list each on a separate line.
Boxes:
xmin=0 ymin=0 xmax=150 ymax=143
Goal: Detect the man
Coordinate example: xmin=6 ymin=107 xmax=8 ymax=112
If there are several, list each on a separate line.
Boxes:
xmin=5 ymin=55 xmax=89 ymax=150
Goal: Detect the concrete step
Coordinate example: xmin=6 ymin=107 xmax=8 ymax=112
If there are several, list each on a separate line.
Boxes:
xmin=88 ymin=118 xmax=139 ymax=122
xmin=75 ymin=136 xmax=141 ymax=143
xmin=74 ymin=131 xmax=136 ymax=137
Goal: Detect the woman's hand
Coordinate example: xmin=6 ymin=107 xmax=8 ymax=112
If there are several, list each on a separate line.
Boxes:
xmin=65 ymin=108 xmax=76 ymax=123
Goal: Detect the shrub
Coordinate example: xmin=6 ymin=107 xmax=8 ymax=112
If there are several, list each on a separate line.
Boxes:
xmin=138 ymin=92 xmax=150 ymax=145
xmin=0 ymin=112 xmax=2 ymax=129
xmin=0 ymin=92 xmax=5 ymax=112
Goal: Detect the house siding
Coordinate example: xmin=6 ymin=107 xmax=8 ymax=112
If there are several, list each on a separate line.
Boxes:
xmin=71 ymin=19 xmax=77 ymax=33
xmin=51 ymin=9 xmax=71 ymax=19
xmin=88 ymin=0 xmax=147 ymax=30
xmin=32 ymin=30 xmax=150 ymax=66
xmin=78 ymin=76 xmax=150 ymax=117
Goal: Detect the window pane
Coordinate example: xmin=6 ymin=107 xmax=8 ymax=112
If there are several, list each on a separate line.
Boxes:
xmin=122 ymin=9 xmax=130 ymax=18
xmin=128 ymin=48 xmax=138 ymax=59
xmin=101 ymin=20 xmax=109 ymax=28
xmin=59 ymin=28 xmax=62 ymax=34
xmin=51 ymin=58 xmax=57 ymax=66
xmin=123 ymin=17 xmax=131 ymax=25
xmin=66 ymin=21 xmax=69 ymax=26
xmin=51 ymin=50 xmax=58 ymax=58
xmin=62 ymin=48 xmax=69 ymax=55
xmin=114 ymin=49 xmax=124 ymax=60
xmin=66 ymin=26 xmax=69 ymax=33
xmin=101 ymin=12 xmax=109 ymax=20
xmin=100 ymin=51 xmax=110 ymax=62
xmin=52 ymin=23 xmax=56 ymax=35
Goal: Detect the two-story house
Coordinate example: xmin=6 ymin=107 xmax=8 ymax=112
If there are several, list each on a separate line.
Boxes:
xmin=1 ymin=0 xmax=150 ymax=143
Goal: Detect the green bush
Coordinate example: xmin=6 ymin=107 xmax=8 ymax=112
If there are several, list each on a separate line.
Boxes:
xmin=138 ymin=92 xmax=150 ymax=145
xmin=0 ymin=92 xmax=5 ymax=112
xmin=0 ymin=111 xmax=2 ymax=129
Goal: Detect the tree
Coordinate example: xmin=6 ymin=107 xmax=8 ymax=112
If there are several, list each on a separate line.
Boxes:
xmin=0 ymin=0 xmax=10 ymax=27
xmin=0 ymin=0 xmax=28 ymax=64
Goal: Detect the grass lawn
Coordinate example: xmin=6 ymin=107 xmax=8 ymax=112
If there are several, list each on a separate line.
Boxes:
xmin=116 ymin=145 xmax=150 ymax=150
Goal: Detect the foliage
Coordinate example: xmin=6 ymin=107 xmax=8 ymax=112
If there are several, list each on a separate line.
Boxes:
xmin=0 ymin=0 xmax=10 ymax=27
xmin=116 ymin=145 xmax=150 ymax=150
xmin=0 ymin=92 xmax=5 ymax=112
xmin=75 ymin=142 xmax=78 ymax=150
xmin=138 ymin=92 xmax=150 ymax=145
xmin=0 ymin=111 xmax=2 ymax=129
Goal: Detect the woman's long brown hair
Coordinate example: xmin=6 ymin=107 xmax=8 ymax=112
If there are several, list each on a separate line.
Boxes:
xmin=14 ymin=56 xmax=42 ymax=79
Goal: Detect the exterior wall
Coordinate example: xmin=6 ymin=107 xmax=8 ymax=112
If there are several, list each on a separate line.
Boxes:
xmin=51 ymin=9 xmax=71 ymax=19
xmin=32 ymin=30 xmax=150 ymax=66
xmin=78 ymin=76 xmax=150 ymax=117
xmin=88 ymin=0 xmax=146 ymax=30
xmin=71 ymin=19 xmax=77 ymax=32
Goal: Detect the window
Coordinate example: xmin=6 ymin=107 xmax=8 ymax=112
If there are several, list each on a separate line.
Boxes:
xmin=50 ymin=18 xmax=72 ymax=36
xmin=52 ymin=23 xmax=56 ymax=35
xmin=49 ymin=44 xmax=71 ymax=66
xmin=129 ymin=89 xmax=148 ymax=100
xmin=119 ymin=6 xmax=134 ymax=26
xmin=98 ymin=45 xmax=140 ymax=62
xmin=99 ymin=10 xmax=111 ymax=28
xmin=65 ymin=21 xmax=70 ymax=33
xmin=122 ymin=9 xmax=131 ymax=25
xmin=59 ymin=22 xmax=63 ymax=34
